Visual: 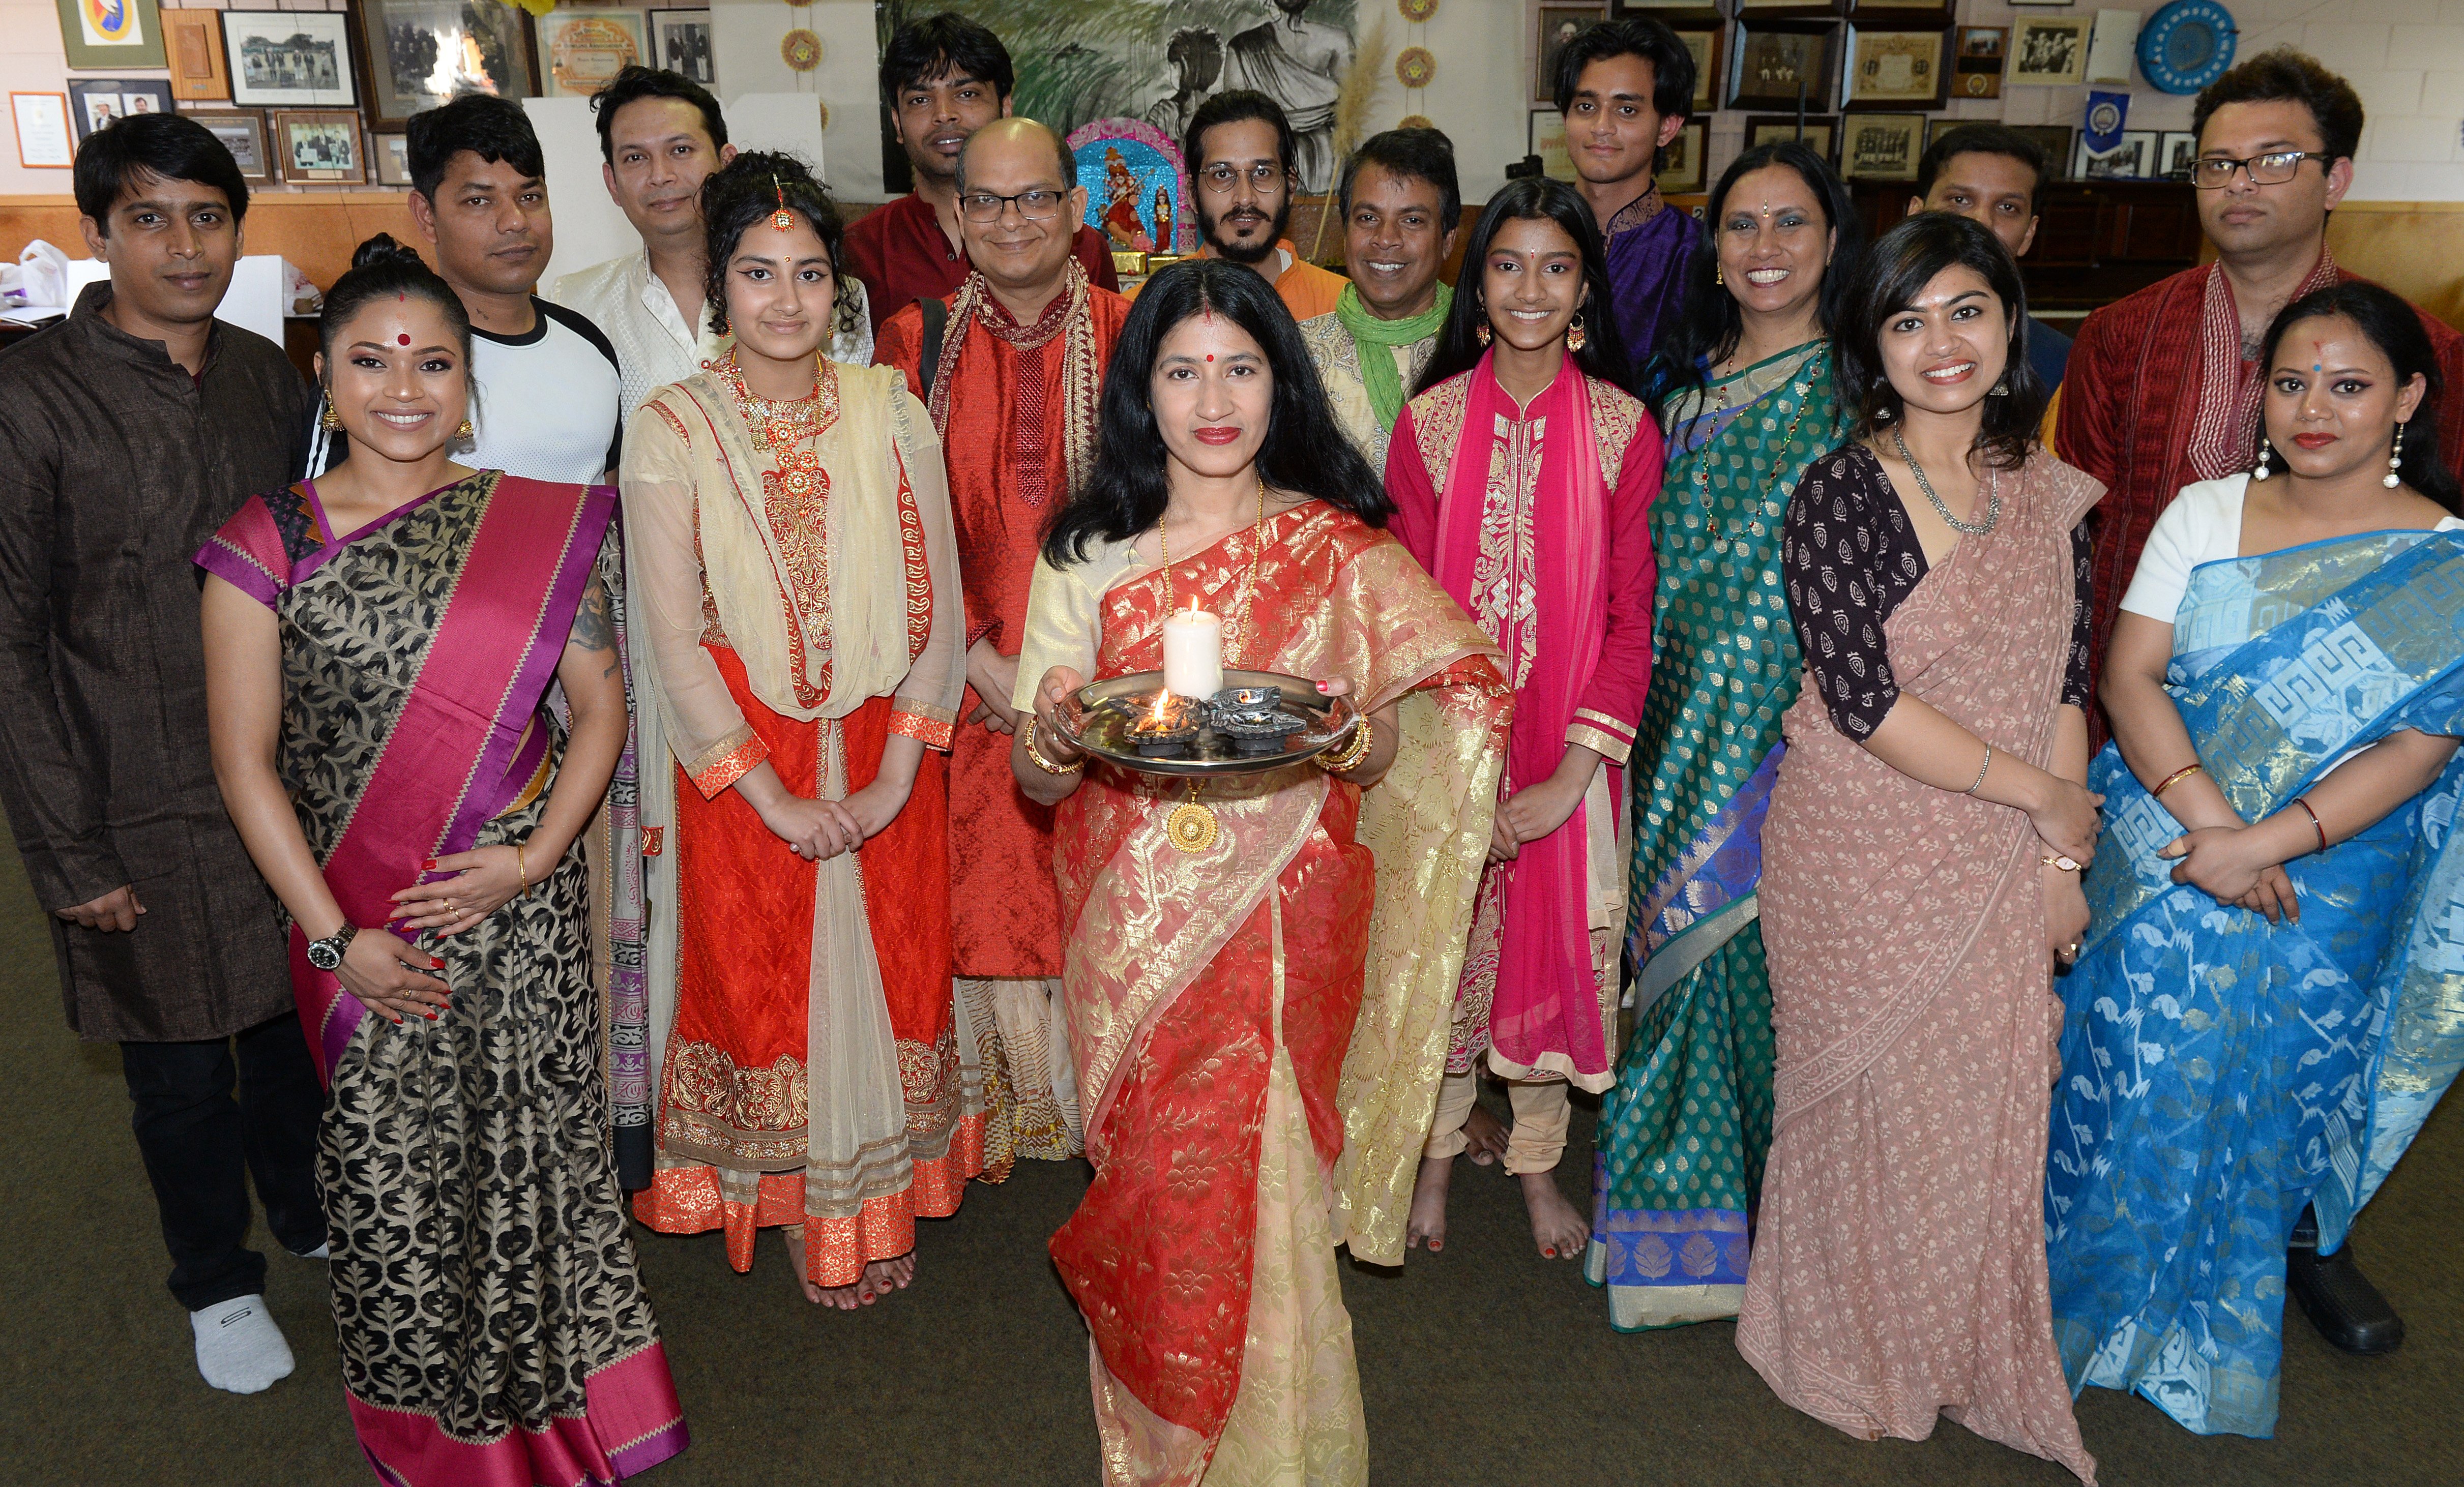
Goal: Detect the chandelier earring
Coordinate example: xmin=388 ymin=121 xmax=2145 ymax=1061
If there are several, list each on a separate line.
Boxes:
xmin=1714 ymin=264 xmax=1724 ymax=287
xmin=1475 ymin=319 xmax=1491 ymax=347
xmin=2387 ymin=421 xmax=2407 ymax=488
xmin=456 ymin=417 xmax=477 ymax=441
xmin=318 ymin=398 xmax=343 ymax=433
xmin=2253 ymin=439 xmax=2274 ymax=481
xmin=1566 ymin=313 xmax=1587 ymax=353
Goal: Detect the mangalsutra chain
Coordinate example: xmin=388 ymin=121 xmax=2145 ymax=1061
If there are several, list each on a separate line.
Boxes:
xmin=1700 ymin=376 xmax=1816 ymax=556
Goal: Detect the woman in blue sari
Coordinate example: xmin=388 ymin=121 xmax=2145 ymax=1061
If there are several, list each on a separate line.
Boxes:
xmin=2046 ymin=282 xmax=2464 ymax=1438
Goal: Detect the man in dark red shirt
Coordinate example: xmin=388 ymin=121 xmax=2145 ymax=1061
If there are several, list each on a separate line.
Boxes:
xmin=844 ymin=12 xmax=1118 ymax=333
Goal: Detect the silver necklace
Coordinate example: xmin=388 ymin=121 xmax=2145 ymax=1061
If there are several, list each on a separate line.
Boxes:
xmin=1890 ymin=425 xmax=2000 ymax=536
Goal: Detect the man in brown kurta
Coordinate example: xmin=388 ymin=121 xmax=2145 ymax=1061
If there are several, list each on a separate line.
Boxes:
xmin=0 ymin=115 xmax=323 ymax=1393
xmin=876 ymin=118 xmax=1127 ymax=1170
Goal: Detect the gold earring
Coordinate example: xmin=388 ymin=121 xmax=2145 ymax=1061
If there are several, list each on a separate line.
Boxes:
xmin=1475 ymin=321 xmax=1491 ymax=346
xmin=1567 ymin=314 xmax=1587 ymax=353
xmin=1715 ymin=264 xmax=1724 ymax=286
xmin=456 ymin=417 xmax=476 ymax=440
xmin=319 ymin=401 xmax=343 ymax=432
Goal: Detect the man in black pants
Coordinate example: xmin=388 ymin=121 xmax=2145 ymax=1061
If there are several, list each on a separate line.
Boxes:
xmin=0 ymin=114 xmax=324 ymax=1393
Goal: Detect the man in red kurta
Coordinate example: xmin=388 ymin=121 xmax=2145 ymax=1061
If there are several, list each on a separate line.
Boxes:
xmin=845 ymin=12 xmax=1117 ymax=333
xmin=2056 ymin=47 xmax=2464 ymax=1357
xmin=877 ymin=117 xmax=1129 ymax=1172
xmin=2059 ymin=51 xmax=2464 ymax=696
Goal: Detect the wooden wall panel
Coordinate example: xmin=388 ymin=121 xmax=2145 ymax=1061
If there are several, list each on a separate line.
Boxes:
xmin=2325 ymin=203 xmax=2464 ymax=335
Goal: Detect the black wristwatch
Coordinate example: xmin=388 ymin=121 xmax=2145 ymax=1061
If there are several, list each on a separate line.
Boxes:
xmin=305 ymin=922 xmax=359 ymax=972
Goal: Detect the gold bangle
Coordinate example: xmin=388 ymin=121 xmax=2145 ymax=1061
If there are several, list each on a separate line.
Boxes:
xmin=1023 ymin=721 xmax=1083 ymax=776
xmin=1318 ymin=715 xmax=1374 ymax=774
xmin=2152 ymin=762 xmax=2205 ymax=798
xmin=516 ymin=843 xmax=529 ymax=893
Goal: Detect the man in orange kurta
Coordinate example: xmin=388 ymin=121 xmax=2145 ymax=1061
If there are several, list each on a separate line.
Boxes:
xmin=877 ymin=117 xmax=1130 ymax=1172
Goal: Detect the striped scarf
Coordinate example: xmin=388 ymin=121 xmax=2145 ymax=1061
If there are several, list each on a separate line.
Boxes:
xmin=2188 ymin=247 xmax=2339 ymax=481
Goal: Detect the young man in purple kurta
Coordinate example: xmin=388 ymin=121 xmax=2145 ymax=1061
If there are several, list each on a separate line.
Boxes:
xmin=1556 ymin=18 xmax=1704 ymax=380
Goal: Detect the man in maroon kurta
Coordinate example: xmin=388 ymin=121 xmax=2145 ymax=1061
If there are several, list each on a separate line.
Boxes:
xmin=845 ymin=12 xmax=1116 ymax=333
xmin=2059 ymin=50 xmax=2464 ymax=691
xmin=876 ymin=118 xmax=1129 ymax=1172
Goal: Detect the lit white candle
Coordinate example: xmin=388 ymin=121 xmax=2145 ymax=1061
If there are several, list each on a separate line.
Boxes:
xmin=1160 ymin=607 xmax=1223 ymax=699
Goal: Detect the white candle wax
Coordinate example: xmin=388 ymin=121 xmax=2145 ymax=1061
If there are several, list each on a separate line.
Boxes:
xmin=1160 ymin=608 xmax=1223 ymax=699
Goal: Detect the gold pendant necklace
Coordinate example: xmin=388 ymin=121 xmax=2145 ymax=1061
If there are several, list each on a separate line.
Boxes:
xmin=1156 ymin=476 xmax=1270 ymax=854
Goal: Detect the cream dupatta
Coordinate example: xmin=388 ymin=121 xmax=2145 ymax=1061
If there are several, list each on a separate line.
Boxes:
xmin=621 ymin=358 xmax=964 ymax=1227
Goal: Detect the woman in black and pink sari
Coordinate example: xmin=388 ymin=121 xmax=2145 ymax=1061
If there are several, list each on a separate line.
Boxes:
xmin=199 ymin=236 xmax=686 ymax=1485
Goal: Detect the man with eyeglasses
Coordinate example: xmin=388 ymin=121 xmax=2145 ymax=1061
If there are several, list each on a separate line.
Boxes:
xmin=2056 ymin=46 xmax=2464 ymax=1359
xmin=874 ymin=118 xmax=1129 ymax=1170
xmin=1175 ymin=89 xmax=1347 ymax=322
xmin=2061 ymin=48 xmax=2464 ymax=699
xmin=844 ymin=12 xmax=1117 ymax=336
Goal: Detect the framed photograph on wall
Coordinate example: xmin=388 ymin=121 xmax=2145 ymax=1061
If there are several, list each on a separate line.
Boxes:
xmin=1672 ymin=25 xmax=1724 ymax=114
xmin=1746 ymin=113 xmax=1838 ymax=163
xmin=353 ymin=1 xmax=538 ymax=130
xmin=1531 ymin=3 xmax=1609 ymax=107
xmin=2159 ymin=131 xmax=2198 ymax=180
xmin=11 ymin=93 xmax=75 ymax=169
xmin=2074 ymin=129 xmax=2156 ymax=180
xmin=1842 ymin=26 xmax=1949 ymax=110
xmin=650 ymin=9 xmax=714 ymax=88
xmin=274 ymin=108 xmax=368 ymax=183
xmin=1657 ymin=118 xmax=1708 ymax=194
xmin=1729 ymin=22 xmax=1840 ymax=113
xmin=53 ymin=0 xmax=166 ymax=71
xmin=222 ymin=11 xmax=357 ymax=108
xmin=1952 ymin=25 xmax=2006 ymax=100
xmin=1842 ymin=112 xmax=1926 ymax=179
xmin=537 ymin=9 xmax=649 ymax=99
xmin=373 ymin=131 xmax=413 ymax=187
xmin=182 ymin=108 xmax=273 ymax=182
xmin=2009 ymin=124 xmax=2075 ymax=179
xmin=1530 ymin=109 xmax=1574 ymax=181
xmin=66 ymin=77 xmax=173 ymax=142
xmin=2009 ymin=17 xmax=2092 ymax=87
xmin=1735 ymin=1 xmax=1845 ymax=17
xmin=164 ymin=11 xmax=230 ymax=102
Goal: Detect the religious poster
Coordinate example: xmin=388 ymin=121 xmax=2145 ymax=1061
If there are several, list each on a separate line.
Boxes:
xmin=1070 ymin=119 xmax=1195 ymax=254
xmin=879 ymin=1 xmax=1365 ymax=193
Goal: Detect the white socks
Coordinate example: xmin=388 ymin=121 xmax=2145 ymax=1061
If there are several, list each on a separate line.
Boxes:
xmin=191 ymin=1294 xmax=295 ymax=1394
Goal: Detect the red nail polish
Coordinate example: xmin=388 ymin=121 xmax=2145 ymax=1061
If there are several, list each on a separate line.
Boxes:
xmin=430 ymin=958 xmax=445 ymax=968
xmin=1543 ymin=1247 xmax=1557 ymax=1258
xmin=1314 ymin=680 xmax=1330 ymax=692
xmin=422 ymin=859 xmax=437 ymax=869
xmin=425 ymin=1010 xmax=437 ymax=1020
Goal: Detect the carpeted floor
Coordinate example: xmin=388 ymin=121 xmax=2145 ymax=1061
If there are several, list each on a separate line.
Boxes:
xmin=2 ymin=843 xmax=2458 ymax=1487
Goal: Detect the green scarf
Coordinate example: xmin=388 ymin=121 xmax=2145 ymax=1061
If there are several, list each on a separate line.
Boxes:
xmin=1335 ymin=281 xmax=1452 ymax=432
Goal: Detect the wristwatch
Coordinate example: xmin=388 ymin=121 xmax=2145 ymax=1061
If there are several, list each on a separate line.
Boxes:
xmin=305 ymin=922 xmax=359 ymax=972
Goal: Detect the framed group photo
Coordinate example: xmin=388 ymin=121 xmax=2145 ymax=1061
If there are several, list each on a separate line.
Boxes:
xmin=1842 ymin=112 xmax=1926 ymax=181
xmin=353 ymin=0 xmax=538 ymax=130
xmin=183 ymin=107 xmax=274 ymax=182
xmin=1842 ymin=25 xmax=1950 ymax=111
xmin=2074 ymin=131 xmax=2158 ymax=180
xmin=1729 ymin=22 xmax=1840 ymax=113
xmin=1746 ymin=113 xmax=1838 ymax=163
xmin=222 ymin=11 xmax=357 ymax=109
xmin=2009 ymin=16 xmax=2092 ymax=87
xmin=650 ymin=9 xmax=714 ymax=87
xmin=274 ymin=108 xmax=368 ymax=184
xmin=65 ymin=77 xmax=173 ymax=142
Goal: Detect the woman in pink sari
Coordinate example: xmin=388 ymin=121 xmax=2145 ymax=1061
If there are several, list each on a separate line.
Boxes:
xmin=1385 ymin=176 xmax=1661 ymax=1261
xmin=199 ymin=239 xmax=685 ymax=1484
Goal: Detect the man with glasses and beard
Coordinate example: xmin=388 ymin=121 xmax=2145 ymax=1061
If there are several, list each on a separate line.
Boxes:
xmin=845 ymin=11 xmax=1117 ymax=335
xmin=2057 ymin=45 xmax=2464 ymax=1357
xmin=1175 ymin=88 xmax=1346 ymax=322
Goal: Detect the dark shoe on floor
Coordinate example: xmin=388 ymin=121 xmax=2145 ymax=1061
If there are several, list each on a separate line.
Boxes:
xmin=2286 ymin=1239 xmax=2405 ymax=1355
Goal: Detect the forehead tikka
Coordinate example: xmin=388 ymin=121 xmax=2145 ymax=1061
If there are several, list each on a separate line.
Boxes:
xmin=772 ymin=175 xmax=795 ymax=232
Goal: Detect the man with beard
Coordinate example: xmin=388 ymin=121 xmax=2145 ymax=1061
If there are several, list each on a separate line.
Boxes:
xmin=1178 ymin=89 xmax=1346 ymax=322
xmin=845 ymin=11 xmax=1117 ymax=335
xmin=874 ymin=118 xmax=1131 ymax=1173
xmin=1222 ymin=0 xmax=1350 ymax=194
xmin=1299 ymin=127 xmax=1462 ymax=472
xmin=1554 ymin=18 xmax=1704 ymax=381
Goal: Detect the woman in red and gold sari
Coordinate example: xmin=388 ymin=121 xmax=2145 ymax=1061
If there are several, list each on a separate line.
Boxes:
xmin=1015 ymin=258 xmax=1509 ymax=1485
xmin=620 ymin=154 xmax=971 ymax=1310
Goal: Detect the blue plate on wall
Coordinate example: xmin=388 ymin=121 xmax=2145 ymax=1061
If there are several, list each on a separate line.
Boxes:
xmin=2138 ymin=1 xmax=2240 ymax=95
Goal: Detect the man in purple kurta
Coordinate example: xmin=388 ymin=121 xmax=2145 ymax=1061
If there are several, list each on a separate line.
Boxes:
xmin=1554 ymin=18 xmax=1705 ymax=375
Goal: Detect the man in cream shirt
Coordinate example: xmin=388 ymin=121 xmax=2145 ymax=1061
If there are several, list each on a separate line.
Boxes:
xmin=554 ymin=65 xmax=868 ymax=416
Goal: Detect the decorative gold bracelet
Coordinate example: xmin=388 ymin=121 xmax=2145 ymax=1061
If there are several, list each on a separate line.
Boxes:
xmin=1318 ymin=716 xmax=1375 ymax=774
xmin=1023 ymin=721 xmax=1083 ymax=776
xmin=2040 ymin=853 xmax=2080 ymax=872
xmin=2152 ymin=762 xmax=2205 ymax=798
xmin=517 ymin=843 xmax=529 ymax=894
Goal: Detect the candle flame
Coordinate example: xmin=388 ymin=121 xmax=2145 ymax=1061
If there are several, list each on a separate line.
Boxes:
xmin=1145 ymin=688 xmax=1174 ymax=723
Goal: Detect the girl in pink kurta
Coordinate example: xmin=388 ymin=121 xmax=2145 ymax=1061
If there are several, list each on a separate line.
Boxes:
xmin=1385 ymin=178 xmax=1661 ymax=1260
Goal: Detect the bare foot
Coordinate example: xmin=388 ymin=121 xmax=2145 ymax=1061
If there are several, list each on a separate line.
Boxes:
xmin=1519 ymin=1168 xmax=1590 ymax=1260
xmin=867 ymin=1252 xmax=917 ymax=1297
xmin=789 ymin=1229 xmax=877 ymax=1310
xmin=1462 ymin=1102 xmax=1508 ymax=1167
xmin=1405 ymin=1155 xmax=1454 ymax=1252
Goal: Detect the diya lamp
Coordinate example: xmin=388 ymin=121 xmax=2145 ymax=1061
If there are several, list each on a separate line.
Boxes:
xmin=1129 ymin=690 xmax=1200 ymax=758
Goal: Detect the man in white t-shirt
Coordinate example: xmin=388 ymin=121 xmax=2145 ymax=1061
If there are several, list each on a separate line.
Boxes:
xmin=554 ymin=67 xmax=868 ymax=419
xmin=309 ymin=95 xmax=623 ymax=484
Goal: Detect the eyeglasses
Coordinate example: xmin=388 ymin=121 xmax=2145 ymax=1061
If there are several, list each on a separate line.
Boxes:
xmin=2191 ymin=150 xmax=2318 ymax=189
xmin=957 ymin=188 xmax=1068 ymax=223
xmin=1198 ymin=162 xmax=1288 ymax=194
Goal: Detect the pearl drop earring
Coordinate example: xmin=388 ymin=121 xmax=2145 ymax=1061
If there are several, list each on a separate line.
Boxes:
xmin=2386 ymin=421 xmax=2407 ymax=488
xmin=2253 ymin=440 xmax=2273 ymax=480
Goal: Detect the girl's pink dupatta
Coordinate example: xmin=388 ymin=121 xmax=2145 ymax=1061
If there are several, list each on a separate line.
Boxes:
xmin=1425 ymin=353 xmax=1615 ymax=1081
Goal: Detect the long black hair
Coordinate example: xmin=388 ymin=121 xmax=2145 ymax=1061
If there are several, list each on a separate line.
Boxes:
xmin=1835 ymin=213 xmax=2046 ymax=470
xmin=699 ymin=150 xmax=847 ymax=338
xmin=2260 ymin=281 xmax=2462 ymax=512
xmin=1414 ymin=176 xmax=1639 ymax=400
xmin=1041 ymin=257 xmax=1387 ymax=565
xmin=1643 ymin=140 xmax=1860 ymax=406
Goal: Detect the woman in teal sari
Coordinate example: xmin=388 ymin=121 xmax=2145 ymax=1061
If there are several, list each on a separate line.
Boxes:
xmin=2046 ymin=282 xmax=2464 ymax=1438
xmin=1586 ymin=142 xmax=1859 ymax=1330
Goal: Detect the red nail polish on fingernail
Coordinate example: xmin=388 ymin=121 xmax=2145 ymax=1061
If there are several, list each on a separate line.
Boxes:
xmin=430 ymin=958 xmax=445 ymax=968
xmin=422 ymin=859 xmax=437 ymax=869
xmin=1314 ymin=680 xmax=1330 ymax=692
xmin=425 ymin=1010 xmax=437 ymax=1020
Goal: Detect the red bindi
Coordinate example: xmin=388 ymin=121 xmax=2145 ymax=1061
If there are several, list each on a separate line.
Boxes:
xmin=1205 ymin=353 xmax=1214 ymax=362
xmin=397 ymin=333 xmax=412 ymax=346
